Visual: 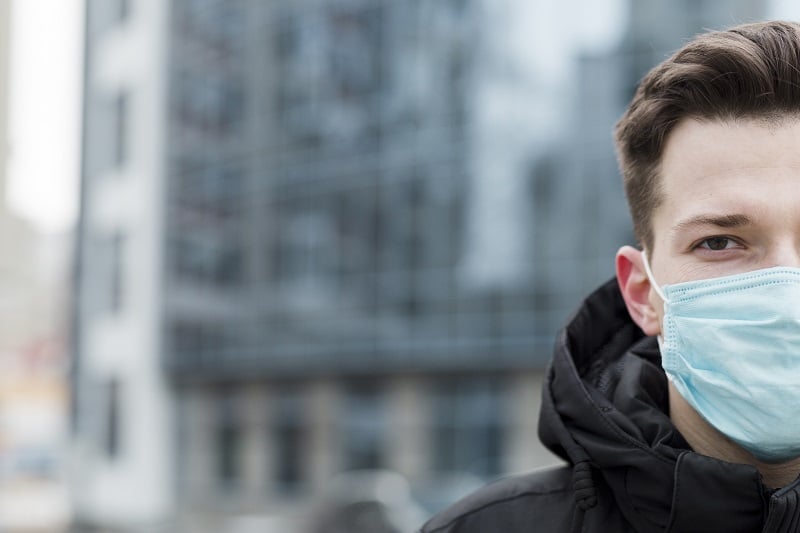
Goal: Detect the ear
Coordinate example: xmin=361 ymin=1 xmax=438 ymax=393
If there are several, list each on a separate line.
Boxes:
xmin=615 ymin=245 xmax=662 ymax=336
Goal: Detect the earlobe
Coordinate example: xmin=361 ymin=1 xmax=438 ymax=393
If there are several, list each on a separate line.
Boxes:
xmin=615 ymin=245 xmax=662 ymax=336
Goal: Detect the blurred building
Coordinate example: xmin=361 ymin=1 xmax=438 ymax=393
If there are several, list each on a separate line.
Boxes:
xmin=71 ymin=0 xmax=763 ymax=531
xmin=0 ymin=2 xmax=72 ymax=531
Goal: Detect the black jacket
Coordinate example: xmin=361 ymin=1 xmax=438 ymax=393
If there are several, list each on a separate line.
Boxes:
xmin=421 ymin=279 xmax=800 ymax=532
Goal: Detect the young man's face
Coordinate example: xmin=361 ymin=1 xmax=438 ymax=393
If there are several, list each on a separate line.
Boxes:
xmin=618 ymin=117 xmax=800 ymax=336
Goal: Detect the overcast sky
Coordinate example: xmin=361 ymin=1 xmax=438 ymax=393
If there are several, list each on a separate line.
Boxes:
xmin=6 ymin=0 xmax=82 ymax=234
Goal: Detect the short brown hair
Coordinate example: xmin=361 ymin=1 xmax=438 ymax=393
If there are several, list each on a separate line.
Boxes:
xmin=614 ymin=20 xmax=800 ymax=252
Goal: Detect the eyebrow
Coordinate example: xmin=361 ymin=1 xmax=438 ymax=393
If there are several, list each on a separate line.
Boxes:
xmin=670 ymin=213 xmax=754 ymax=234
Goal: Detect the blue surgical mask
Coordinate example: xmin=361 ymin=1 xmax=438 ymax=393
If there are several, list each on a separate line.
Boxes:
xmin=642 ymin=252 xmax=800 ymax=463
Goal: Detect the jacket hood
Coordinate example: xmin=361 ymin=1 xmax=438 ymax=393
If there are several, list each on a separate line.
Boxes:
xmin=537 ymin=278 xmax=789 ymax=532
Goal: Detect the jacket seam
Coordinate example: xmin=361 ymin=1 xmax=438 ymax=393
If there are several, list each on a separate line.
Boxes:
xmin=423 ymin=487 xmax=573 ymax=532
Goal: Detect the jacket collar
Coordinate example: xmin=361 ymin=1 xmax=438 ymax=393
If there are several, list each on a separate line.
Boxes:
xmin=539 ymin=278 xmax=796 ymax=532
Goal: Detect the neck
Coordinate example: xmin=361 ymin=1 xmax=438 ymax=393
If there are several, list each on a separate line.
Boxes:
xmin=668 ymin=382 xmax=800 ymax=489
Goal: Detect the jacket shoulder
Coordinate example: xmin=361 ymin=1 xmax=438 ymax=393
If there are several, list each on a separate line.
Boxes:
xmin=420 ymin=465 xmax=576 ymax=533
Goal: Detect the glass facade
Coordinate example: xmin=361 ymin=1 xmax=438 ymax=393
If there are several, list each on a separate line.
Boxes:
xmin=162 ymin=0 xmax=611 ymax=378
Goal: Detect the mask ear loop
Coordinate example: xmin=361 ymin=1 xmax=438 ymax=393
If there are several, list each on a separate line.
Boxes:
xmin=641 ymin=251 xmax=667 ymax=303
xmin=641 ymin=251 xmax=668 ymax=348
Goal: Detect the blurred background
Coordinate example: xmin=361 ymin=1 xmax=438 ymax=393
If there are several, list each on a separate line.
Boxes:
xmin=2 ymin=0 xmax=799 ymax=532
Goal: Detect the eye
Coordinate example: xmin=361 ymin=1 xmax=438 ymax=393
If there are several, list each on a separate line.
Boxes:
xmin=696 ymin=236 xmax=739 ymax=251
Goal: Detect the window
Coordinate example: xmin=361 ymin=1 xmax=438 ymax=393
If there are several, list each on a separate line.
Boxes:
xmin=110 ymin=233 xmax=125 ymax=312
xmin=91 ymin=89 xmax=130 ymax=176
xmin=278 ymin=209 xmax=338 ymax=291
xmin=91 ymin=231 xmax=125 ymax=315
xmin=169 ymin=320 xmax=233 ymax=368
xmin=173 ymin=70 xmax=244 ymax=138
xmin=327 ymin=5 xmax=382 ymax=99
xmin=117 ymin=0 xmax=130 ymax=23
xmin=216 ymin=390 xmax=242 ymax=491
xmin=218 ymin=425 xmax=240 ymax=487
xmin=171 ymin=234 xmax=244 ymax=288
xmin=432 ymin=379 xmax=506 ymax=478
xmin=272 ymin=390 xmax=307 ymax=494
xmin=531 ymin=155 xmax=557 ymax=214
xmin=113 ymin=92 xmax=129 ymax=169
xmin=88 ymin=0 xmax=131 ymax=35
xmin=105 ymin=377 xmax=122 ymax=459
xmin=342 ymin=384 xmax=386 ymax=470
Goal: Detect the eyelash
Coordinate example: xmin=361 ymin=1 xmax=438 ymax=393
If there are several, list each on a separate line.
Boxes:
xmin=692 ymin=235 xmax=744 ymax=252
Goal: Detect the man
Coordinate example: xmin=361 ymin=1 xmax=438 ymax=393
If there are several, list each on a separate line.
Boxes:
xmin=421 ymin=20 xmax=800 ymax=533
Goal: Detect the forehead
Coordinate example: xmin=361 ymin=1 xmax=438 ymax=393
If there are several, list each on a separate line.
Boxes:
xmin=653 ymin=117 xmax=800 ymax=241
xmin=661 ymin=117 xmax=800 ymax=180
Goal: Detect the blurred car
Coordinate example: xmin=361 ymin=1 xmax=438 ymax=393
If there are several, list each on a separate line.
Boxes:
xmin=306 ymin=470 xmax=429 ymax=533
xmin=410 ymin=471 xmax=485 ymax=517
